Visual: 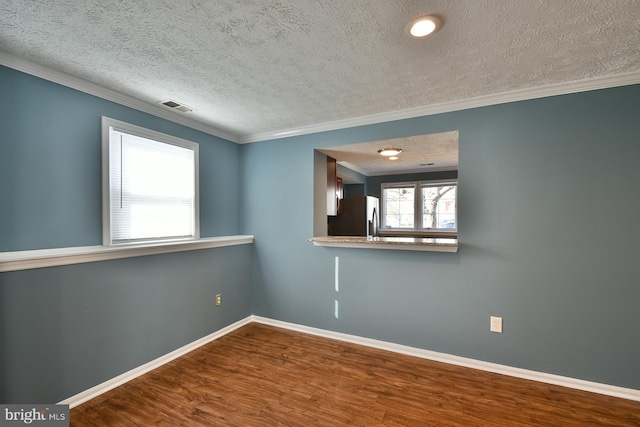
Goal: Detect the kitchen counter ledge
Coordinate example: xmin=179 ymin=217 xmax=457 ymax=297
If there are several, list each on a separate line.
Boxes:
xmin=309 ymin=236 xmax=458 ymax=252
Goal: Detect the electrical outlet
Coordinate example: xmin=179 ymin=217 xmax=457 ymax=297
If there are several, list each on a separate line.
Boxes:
xmin=215 ymin=294 xmax=222 ymax=307
xmin=490 ymin=316 xmax=503 ymax=333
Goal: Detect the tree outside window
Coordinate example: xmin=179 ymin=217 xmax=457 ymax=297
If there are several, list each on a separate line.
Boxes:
xmin=422 ymin=184 xmax=456 ymax=229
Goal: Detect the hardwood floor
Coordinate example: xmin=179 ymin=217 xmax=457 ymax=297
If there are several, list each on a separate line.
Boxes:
xmin=71 ymin=323 xmax=640 ymax=426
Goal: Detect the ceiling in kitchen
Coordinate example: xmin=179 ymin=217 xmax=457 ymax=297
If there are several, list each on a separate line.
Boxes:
xmin=319 ymin=131 xmax=458 ymax=177
xmin=1 ymin=1 xmax=638 ymax=143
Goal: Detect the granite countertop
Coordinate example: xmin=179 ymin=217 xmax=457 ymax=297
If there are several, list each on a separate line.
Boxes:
xmin=309 ymin=236 xmax=458 ymax=252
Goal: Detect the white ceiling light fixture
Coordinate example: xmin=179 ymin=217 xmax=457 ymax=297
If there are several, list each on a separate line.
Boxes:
xmin=378 ymin=148 xmax=403 ymax=156
xmin=407 ymin=15 xmax=441 ymax=38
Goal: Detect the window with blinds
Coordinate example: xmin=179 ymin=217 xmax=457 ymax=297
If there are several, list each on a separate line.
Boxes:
xmin=102 ymin=117 xmax=199 ymax=245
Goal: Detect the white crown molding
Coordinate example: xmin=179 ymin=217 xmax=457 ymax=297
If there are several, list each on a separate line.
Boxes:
xmin=0 ymin=235 xmax=254 ymax=272
xmin=252 ymin=316 xmax=640 ymax=402
xmin=0 ymin=51 xmax=241 ymax=143
xmin=3 ymin=51 xmax=638 ymax=145
xmin=58 ymin=316 xmax=254 ymax=408
xmin=240 ymin=72 xmax=640 ymax=143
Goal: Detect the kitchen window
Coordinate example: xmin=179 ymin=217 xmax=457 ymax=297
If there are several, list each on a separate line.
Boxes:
xmin=102 ymin=117 xmax=199 ymax=245
xmin=381 ymin=180 xmax=457 ymax=235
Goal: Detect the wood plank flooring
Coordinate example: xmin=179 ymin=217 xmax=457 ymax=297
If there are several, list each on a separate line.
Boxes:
xmin=71 ymin=323 xmax=640 ymax=426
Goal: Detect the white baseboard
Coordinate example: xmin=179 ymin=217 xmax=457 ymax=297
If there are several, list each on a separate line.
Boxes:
xmin=59 ymin=316 xmax=253 ymax=408
xmin=60 ymin=315 xmax=640 ymax=408
xmin=251 ymin=316 xmax=640 ymax=402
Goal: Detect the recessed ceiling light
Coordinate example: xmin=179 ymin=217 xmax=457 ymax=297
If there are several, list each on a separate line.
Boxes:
xmin=389 ymin=156 xmax=400 ymax=160
xmin=406 ymin=15 xmax=441 ymax=38
xmin=378 ymin=148 xmax=402 ymax=156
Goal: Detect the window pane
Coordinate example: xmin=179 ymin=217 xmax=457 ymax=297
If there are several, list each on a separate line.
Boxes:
xmin=109 ymin=127 xmax=197 ymax=243
xmin=422 ymin=185 xmax=456 ymax=229
xmin=383 ymin=187 xmax=414 ymax=228
xmin=130 ymin=204 xmax=193 ymax=239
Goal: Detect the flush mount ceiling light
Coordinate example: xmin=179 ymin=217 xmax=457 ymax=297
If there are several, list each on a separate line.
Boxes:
xmin=378 ymin=148 xmax=402 ymax=156
xmin=406 ymin=15 xmax=441 ymax=38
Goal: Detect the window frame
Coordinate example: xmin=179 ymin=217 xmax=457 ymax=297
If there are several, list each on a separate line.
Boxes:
xmin=380 ymin=181 xmax=419 ymax=230
xmin=101 ymin=117 xmax=200 ymax=246
xmin=381 ymin=179 xmax=457 ymax=235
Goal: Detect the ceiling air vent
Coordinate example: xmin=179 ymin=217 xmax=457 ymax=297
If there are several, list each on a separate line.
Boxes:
xmin=159 ymin=100 xmax=193 ymax=113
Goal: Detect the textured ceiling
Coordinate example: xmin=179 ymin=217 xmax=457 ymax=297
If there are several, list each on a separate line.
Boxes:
xmin=1 ymin=1 xmax=639 ymax=141
xmin=320 ymin=131 xmax=458 ymax=177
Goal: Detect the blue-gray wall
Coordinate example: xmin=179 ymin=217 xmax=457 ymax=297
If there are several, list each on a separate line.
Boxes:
xmin=0 ymin=247 xmax=252 ymax=403
xmin=0 ymin=66 xmax=241 ymax=252
xmin=243 ymin=84 xmax=640 ymax=390
xmin=2 ymin=63 xmax=640 ymax=403
xmin=0 ymin=66 xmax=252 ymax=402
xmin=337 ymin=163 xmax=367 ymax=198
xmin=336 ymin=163 xmax=366 ymax=184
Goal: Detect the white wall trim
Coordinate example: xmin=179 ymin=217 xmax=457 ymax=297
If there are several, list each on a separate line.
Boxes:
xmin=58 ymin=316 xmax=254 ymax=409
xmin=240 ymin=72 xmax=640 ymax=143
xmin=2 ymin=51 xmax=638 ymax=145
xmin=252 ymin=316 xmax=640 ymax=402
xmin=57 ymin=316 xmax=640 ymax=409
xmin=0 ymin=52 xmax=241 ymax=143
xmin=0 ymin=235 xmax=254 ymax=272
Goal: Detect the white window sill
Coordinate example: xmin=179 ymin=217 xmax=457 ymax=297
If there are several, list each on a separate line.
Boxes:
xmin=0 ymin=235 xmax=254 ymax=272
xmin=379 ymin=229 xmax=458 ymax=239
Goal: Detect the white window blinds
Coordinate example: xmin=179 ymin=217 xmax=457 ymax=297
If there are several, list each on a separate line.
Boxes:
xmin=104 ymin=119 xmax=199 ymax=245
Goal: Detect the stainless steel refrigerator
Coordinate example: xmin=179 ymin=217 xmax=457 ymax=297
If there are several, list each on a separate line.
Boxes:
xmin=328 ymin=196 xmax=379 ymax=237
